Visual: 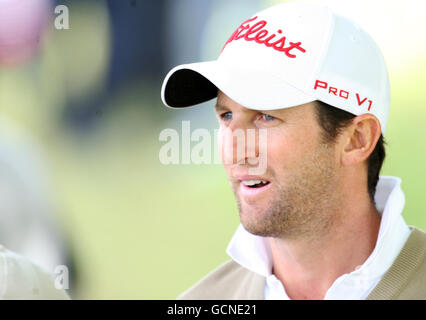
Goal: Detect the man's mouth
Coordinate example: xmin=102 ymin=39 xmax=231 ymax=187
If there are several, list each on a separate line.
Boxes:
xmin=239 ymin=178 xmax=272 ymax=198
xmin=241 ymin=180 xmax=271 ymax=188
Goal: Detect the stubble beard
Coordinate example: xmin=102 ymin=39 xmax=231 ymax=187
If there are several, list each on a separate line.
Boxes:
xmin=234 ymin=143 xmax=342 ymax=241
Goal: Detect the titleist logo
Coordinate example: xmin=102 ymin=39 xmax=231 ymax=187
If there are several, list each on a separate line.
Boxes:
xmin=221 ymin=16 xmax=306 ymax=58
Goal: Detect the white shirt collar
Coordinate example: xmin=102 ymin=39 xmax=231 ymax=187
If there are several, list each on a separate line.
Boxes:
xmin=226 ymin=176 xmax=411 ymax=299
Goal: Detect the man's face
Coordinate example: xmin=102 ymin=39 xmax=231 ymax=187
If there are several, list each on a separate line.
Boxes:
xmin=216 ymin=91 xmax=342 ymax=239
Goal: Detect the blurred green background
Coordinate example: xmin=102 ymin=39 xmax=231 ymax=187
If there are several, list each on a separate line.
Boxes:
xmin=0 ymin=0 xmax=425 ymax=299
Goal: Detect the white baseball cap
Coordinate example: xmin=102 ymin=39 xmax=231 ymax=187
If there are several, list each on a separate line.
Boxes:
xmin=161 ymin=2 xmax=390 ymax=135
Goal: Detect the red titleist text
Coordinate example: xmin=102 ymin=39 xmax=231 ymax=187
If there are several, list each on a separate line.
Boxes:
xmin=221 ymin=16 xmax=306 ymax=58
xmin=314 ymin=80 xmax=373 ymax=111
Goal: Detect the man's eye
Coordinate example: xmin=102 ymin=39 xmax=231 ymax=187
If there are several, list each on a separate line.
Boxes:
xmin=261 ymin=114 xmax=275 ymax=121
xmin=220 ymin=112 xmax=233 ymax=120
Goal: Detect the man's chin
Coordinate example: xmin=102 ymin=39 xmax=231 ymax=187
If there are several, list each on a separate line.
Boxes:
xmin=239 ymin=210 xmax=276 ymax=237
xmin=241 ymin=221 xmax=276 ymax=237
xmin=236 ymin=195 xmax=280 ymax=236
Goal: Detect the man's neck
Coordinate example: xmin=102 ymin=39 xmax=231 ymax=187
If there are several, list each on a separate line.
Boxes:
xmin=268 ymin=198 xmax=381 ymax=300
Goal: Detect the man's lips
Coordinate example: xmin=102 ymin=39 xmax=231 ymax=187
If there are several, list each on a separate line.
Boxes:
xmin=234 ymin=175 xmax=272 ymax=198
xmin=234 ymin=174 xmax=270 ymax=182
xmin=239 ymin=181 xmax=272 ymax=197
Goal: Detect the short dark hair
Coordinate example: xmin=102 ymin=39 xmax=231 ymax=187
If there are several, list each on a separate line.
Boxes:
xmin=314 ymin=100 xmax=386 ymax=204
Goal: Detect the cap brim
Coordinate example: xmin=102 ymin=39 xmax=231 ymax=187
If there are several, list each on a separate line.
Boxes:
xmin=161 ymin=60 xmax=316 ymax=111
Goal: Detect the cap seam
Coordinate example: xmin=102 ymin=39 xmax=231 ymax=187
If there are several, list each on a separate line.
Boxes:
xmin=306 ymin=6 xmax=336 ymax=94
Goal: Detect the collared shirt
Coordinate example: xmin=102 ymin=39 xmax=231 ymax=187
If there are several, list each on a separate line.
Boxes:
xmin=226 ymin=176 xmax=412 ymax=300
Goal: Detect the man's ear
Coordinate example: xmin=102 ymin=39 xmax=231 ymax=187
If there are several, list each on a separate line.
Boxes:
xmin=340 ymin=114 xmax=381 ymax=167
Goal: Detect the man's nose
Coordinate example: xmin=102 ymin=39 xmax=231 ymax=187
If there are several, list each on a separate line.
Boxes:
xmin=219 ymin=123 xmax=260 ymax=166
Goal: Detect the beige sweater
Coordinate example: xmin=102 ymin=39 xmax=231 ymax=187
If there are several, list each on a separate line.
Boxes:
xmin=178 ymin=227 xmax=426 ymax=300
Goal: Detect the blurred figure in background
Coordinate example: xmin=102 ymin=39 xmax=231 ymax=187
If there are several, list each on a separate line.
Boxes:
xmin=0 ymin=0 xmax=49 ymax=66
xmin=0 ymin=0 xmax=75 ymax=299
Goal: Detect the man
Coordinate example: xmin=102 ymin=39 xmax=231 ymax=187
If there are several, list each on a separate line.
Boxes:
xmin=160 ymin=2 xmax=426 ymax=299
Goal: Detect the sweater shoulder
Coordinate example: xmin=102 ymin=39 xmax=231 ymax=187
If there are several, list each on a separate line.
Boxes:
xmin=177 ymin=260 xmax=264 ymax=300
xmin=395 ymin=226 xmax=426 ymax=299
xmin=367 ymin=226 xmax=426 ymax=300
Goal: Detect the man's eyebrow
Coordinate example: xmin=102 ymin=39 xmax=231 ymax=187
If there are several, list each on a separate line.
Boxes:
xmin=215 ymin=103 xmax=280 ymax=115
xmin=214 ymin=104 xmax=229 ymax=113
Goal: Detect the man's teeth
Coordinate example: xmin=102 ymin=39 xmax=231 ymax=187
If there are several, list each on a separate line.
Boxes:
xmin=242 ymin=180 xmax=269 ymax=186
